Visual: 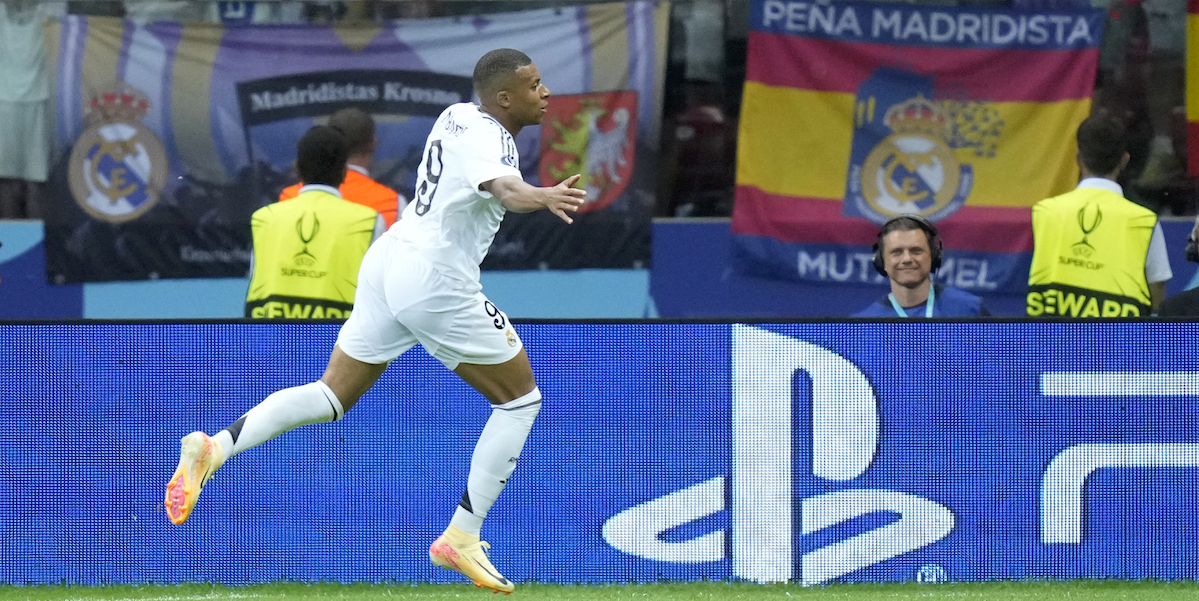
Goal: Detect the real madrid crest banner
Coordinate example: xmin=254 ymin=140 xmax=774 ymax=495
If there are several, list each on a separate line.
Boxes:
xmin=732 ymin=0 xmax=1103 ymax=296
xmin=43 ymin=3 xmax=667 ymax=283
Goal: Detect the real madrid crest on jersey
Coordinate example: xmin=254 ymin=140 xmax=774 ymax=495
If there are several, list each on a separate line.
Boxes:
xmin=68 ymin=83 xmax=169 ymax=223
xmin=845 ymin=69 xmax=1002 ymax=225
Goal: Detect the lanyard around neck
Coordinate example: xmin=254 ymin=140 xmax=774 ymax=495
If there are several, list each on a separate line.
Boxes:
xmin=889 ymin=285 xmax=935 ymax=318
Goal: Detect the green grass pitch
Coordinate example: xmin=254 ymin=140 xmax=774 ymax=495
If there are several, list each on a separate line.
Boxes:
xmin=3 ymin=581 xmax=1198 ymax=601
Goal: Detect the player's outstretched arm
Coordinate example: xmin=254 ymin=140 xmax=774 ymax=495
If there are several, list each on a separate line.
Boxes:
xmin=484 ymin=174 xmax=587 ymax=224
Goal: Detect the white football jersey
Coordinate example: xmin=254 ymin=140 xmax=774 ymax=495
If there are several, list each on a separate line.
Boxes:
xmin=390 ymin=103 xmax=521 ymax=289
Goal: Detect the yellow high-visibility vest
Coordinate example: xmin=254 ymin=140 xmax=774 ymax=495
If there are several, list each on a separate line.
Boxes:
xmin=1027 ymin=186 xmax=1156 ymax=317
xmin=246 ymin=188 xmax=378 ymax=319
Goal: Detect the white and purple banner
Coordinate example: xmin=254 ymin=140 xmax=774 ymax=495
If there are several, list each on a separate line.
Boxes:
xmin=44 ymin=4 xmax=667 ymax=282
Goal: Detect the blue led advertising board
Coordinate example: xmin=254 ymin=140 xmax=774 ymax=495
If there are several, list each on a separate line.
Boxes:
xmin=1 ymin=322 xmax=1195 ymax=585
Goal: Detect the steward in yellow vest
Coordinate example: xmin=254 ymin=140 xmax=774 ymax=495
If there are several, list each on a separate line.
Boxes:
xmin=246 ymin=126 xmax=383 ymax=319
xmin=1028 ymin=115 xmax=1169 ymax=317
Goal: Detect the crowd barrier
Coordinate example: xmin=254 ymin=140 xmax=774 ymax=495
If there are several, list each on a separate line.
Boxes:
xmin=1 ymin=321 xmax=1196 ymax=585
xmin=4 ymin=219 xmax=1197 ymax=319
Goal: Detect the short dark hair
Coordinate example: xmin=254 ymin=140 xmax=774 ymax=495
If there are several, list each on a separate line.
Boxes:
xmin=295 ymin=125 xmax=347 ymax=187
xmin=328 ymin=107 xmax=375 ymax=156
xmin=472 ymin=48 xmax=532 ymax=99
xmin=1077 ymin=114 xmax=1126 ymax=176
xmin=879 ymin=216 xmax=933 ymax=249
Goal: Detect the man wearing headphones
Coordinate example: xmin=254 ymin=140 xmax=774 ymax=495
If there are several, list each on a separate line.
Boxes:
xmin=853 ymin=215 xmax=991 ymax=317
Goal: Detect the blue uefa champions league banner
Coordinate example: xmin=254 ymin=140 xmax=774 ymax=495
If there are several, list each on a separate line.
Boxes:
xmin=1 ymin=321 xmax=1196 ymax=585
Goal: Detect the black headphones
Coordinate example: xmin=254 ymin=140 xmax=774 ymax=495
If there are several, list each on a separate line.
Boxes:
xmin=872 ymin=214 xmax=944 ymax=276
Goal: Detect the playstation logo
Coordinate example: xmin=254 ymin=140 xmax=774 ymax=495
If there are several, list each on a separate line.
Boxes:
xmin=602 ymin=325 xmax=955 ymax=585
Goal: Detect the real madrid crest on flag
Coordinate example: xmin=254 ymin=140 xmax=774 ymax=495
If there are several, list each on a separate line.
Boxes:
xmin=67 ymin=82 xmax=169 ymax=224
xmin=845 ymin=69 xmax=1001 ymax=225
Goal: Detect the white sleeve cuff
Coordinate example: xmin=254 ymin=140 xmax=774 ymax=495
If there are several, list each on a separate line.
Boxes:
xmin=1145 ymin=222 xmax=1173 ymax=284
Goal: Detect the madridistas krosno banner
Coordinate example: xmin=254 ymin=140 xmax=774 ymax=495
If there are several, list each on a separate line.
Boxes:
xmin=44 ymin=4 xmax=666 ymax=283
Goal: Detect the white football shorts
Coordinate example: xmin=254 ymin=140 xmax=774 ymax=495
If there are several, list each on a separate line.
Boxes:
xmin=335 ymin=235 xmax=523 ymax=370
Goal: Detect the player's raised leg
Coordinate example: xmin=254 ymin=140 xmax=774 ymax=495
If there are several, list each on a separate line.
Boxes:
xmin=429 ymin=349 xmax=540 ymax=595
xmin=165 ymin=346 xmax=387 ymax=525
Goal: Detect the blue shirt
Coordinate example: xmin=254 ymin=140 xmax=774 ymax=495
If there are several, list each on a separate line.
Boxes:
xmin=853 ymin=285 xmax=991 ymax=318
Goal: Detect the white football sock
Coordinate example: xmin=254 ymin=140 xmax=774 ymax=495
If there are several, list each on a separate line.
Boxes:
xmin=211 ymin=430 xmax=234 ymax=463
xmin=219 ymin=380 xmax=345 ymax=461
xmin=450 ymin=388 xmax=542 ymax=536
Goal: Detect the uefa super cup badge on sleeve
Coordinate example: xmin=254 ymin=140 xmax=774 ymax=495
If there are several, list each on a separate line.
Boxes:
xmin=67 ymin=82 xmax=169 ymax=224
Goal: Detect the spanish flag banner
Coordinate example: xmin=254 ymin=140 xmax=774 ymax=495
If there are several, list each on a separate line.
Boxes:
xmin=732 ymin=0 xmax=1103 ymax=297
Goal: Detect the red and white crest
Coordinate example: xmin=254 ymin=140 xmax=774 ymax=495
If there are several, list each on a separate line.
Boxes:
xmin=539 ymin=91 xmax=638 ymax=212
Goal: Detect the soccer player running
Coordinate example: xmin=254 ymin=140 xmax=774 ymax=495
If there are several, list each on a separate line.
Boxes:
xmin=164 ymin=48 xmax=585 ymax=595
